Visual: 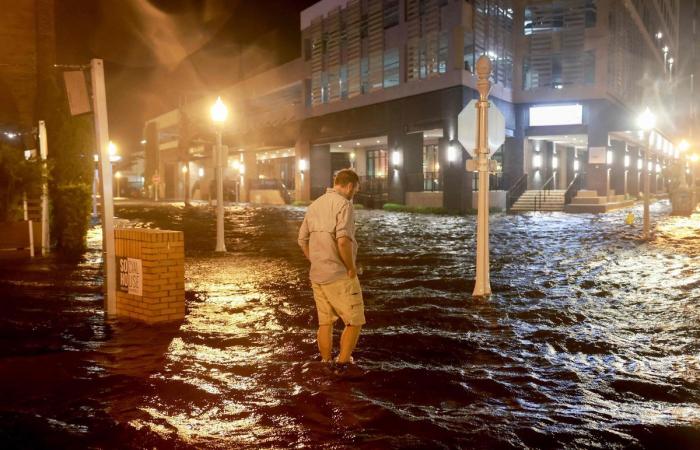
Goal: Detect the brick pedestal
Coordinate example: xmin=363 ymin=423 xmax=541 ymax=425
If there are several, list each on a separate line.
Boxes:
xmin=114 ymin=228 xmax=185 ymax=323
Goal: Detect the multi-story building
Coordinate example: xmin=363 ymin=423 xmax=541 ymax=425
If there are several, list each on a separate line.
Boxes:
xmin=0 ymin=0 xmax=55 ymax=147
xmin=145 ymin=0 xmax=685 ymax=211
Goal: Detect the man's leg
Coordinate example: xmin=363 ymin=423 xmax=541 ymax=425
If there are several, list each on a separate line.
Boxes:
xmin=336 ymin=324 xmax=362 ymax=363
xmin=317 ymin=324 xmax=333 ymax=362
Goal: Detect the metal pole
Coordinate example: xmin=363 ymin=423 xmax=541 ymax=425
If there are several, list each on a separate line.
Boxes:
xmin=92 ymin=166 xmax=98 ymax=218
xmin=91 ymin=58 xmax=117 ymax=315
xmin=215 ymin=129 xmax=226 ymax=252
xmin=473 ymin=56 xmax=492 ymax=297
xmin=692 ymin=164 xmax=697 ymax=211
xmin=643 ymin=131 xmax=651 ymax=240
xmin=38 ymin=121 xmax=49 ymax=256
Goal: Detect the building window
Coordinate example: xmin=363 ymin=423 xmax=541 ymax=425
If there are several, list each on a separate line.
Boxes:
xmin=383 ymin=48 xmax=400 ymax=88
xmin=367 ymin=148 xmax=388 ymax=178
xmin=339 ymin=65 xmax=349 ymax=99
xmin=438 ymin=31 xmax=448 ymax=74
xmin=383 ymin=0 xmax=399 ymax=28
xmin=523 ymin=51 xmax=595 ymax=90
xmin=360 ymin=57 xmax=370 ymax=94
xmin=524 ymin=0 xmax=597 ymax=35
xmin=423 ymin=144 xmax=440 ymax=191
xmin=321 ymin=72 xmax=329 ymax=103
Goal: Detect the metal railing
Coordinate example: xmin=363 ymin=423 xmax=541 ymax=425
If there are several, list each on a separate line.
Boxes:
xmin=564 ymin=173 xmax=583 ymax=205
xmin=534 ymin=174 xmax=556 ymax=212
xmin=506 ymin=174 xmax=527 ymax=213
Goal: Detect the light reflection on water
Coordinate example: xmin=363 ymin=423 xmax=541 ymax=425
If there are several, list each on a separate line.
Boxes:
xmin=0 ymin=201 xmax=699 ymax=448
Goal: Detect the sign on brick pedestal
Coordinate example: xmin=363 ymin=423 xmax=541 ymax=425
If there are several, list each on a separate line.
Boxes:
xmin=114 ymin=228 xmax=185 ymax=323
xmin=117 ymin=256 xmax=142 ymax=296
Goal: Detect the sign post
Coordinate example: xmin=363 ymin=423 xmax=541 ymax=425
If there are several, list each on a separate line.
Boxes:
xmin=457 ymin=56 xmax=504 ymax=297
xmin=38 ymin=120 xmax=49 ymax=256
xmin=91 ymin=58 xmax=117 ymax=316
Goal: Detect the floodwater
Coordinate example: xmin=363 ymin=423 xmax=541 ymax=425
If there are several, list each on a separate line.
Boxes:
xmin=1 ymin=200 xmax=699 ymax=449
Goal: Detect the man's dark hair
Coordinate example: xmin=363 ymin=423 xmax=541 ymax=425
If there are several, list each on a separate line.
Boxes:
xmin=334 ymin=169 xmax=359 ymax=187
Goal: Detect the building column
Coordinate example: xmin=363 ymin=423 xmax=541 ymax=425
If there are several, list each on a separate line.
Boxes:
xmin=240 ymin=150 xmax=257 ymax=202
xmin=442 ymin=137 xmax=471 ymax=212
xmin=586 ymin=120 xmax=610 ymax=196
xmin=387 ymin=130 xmax=420 ymax=205
xmin=555 ymin=143 xmax=568 ymax=189
xmin=294 ymin=137 xmax=311 ymax=202
xmin=610 ymin=139 xmax=626 ymax=198
xmin=310 ymin=144 xmax=331 ymax=200
xmin=629 ymin=146 xmax=641 ymax=197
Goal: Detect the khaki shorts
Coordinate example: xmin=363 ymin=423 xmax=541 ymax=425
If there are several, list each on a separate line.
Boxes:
xmin=312 ymin=276 xmax=365 ymax=326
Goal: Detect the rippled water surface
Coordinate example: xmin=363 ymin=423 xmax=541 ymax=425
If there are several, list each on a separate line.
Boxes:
xmin=1 ymin=200 xmax=699 ymax=449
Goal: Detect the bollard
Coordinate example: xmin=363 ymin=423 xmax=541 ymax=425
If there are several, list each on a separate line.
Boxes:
xmin=114 ymin=228 xmax=185 ymax=323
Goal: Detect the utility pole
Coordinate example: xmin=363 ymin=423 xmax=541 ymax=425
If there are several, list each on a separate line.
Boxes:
xmin=91 ymin=58 xmax=116 ymax=315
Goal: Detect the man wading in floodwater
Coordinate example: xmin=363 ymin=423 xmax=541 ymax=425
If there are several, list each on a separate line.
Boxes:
xmin=298 ymin=169 xmax=365 ymax=371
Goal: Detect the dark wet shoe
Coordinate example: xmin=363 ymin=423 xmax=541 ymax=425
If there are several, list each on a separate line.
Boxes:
xmin=332 ymin=362 xmax=366 ymax=378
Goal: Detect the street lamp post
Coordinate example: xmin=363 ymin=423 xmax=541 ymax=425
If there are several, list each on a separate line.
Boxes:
xmin=211 ymin=96 xmax=228 ymax=253
xmin=115 ymin=171 xmax=122 ymax=198
xmin=637 ymin=108 xmax=656 ymax=240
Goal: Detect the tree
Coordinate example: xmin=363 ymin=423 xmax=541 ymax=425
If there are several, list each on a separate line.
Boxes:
xmin=39 ymin=74 xmax=94 ymax=257
xmin=0 ymin=140 xmax=42 ymax=222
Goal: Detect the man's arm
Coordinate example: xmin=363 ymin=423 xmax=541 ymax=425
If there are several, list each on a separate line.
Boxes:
xmin=337 ymin=236 xmax=356 ymax=278
xmin=298 ymin=217 xmax=310 ymax=260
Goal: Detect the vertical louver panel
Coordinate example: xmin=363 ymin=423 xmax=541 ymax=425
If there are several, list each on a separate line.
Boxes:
xmin=345 ymin=0 xmax=362 ymax=98
xmin=406 ymin=0 xmax=421 ymax=81
xmin=309 ymin=18 xmax=324 ymax=106
xmin=367 ymin=0 xmax=384 ymax=92
xmin=326 ymin=7 xmax=342 ymax=103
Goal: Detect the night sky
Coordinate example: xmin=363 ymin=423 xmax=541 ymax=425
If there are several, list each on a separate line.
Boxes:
xmin=55 ymin=0 xmax=317 ymax=165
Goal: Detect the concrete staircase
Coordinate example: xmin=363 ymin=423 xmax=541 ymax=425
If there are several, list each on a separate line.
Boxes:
xmin=510 ymin=189 xmax=566 ymax=212
xmin=563 ymin=190 xmax=636 ymax=213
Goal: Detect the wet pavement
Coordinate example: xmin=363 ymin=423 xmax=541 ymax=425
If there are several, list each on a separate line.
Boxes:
xmin=1 ymin=200 xmax=699 ymax=449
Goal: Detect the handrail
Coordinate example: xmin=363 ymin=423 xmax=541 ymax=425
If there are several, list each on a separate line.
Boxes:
xmin=506 ymin=173 xmax=528 ymax=212
xmin=564 ymin=173 xmax=582 ymax=204
xmin=534 ymin=173 xmax=556 ymax=211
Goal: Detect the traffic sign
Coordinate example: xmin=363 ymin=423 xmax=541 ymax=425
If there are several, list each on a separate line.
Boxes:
xmin=457 ymin=99 xmax=506 ymax=157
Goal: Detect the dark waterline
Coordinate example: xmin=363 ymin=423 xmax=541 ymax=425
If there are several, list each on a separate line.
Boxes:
xmin=1 ymin=201 xmax=699 ymax=449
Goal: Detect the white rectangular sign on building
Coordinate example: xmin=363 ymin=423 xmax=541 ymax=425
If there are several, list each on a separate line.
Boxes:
xmin=529 ymin=104 xmax=583 ymax=127
xmin=588 ymin=147 xmax=607 ymax=165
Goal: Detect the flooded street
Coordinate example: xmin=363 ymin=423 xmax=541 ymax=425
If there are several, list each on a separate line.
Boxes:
xmin=1 ymin=201 xmax=699 ymax=448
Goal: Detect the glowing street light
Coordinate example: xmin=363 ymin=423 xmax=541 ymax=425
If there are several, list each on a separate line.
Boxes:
xmin=211 ymin=97 xmax=228 ymax=252
xmin=637 ymin=108 xmax=656 ymax=240
xmin=211 ymin=96 xmax=229 ymax=123
xmin=108 ymin=141 xmax=121 ymax=162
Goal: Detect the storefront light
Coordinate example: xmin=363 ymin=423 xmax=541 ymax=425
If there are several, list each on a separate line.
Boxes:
xmin=533 ymin=153 xmax=542 ymax=169
xmin=637 ymin=158 xmax=643 ymax=170
xmin=648 ymin=161 xmax=653 ymax=171
xmin=624 ymin=154 xmax=630 ymax=168
xmin=447 ymin=145 xmax=457 ymax=162
xmin=606 ymin=150 xmax=613 ymax=165
xmin=573 ymin=158 xmax=580 ymax=172
xmin=239 ymin=164 xmax=245 ymax=175
xmin=181 ymin=165 xmax=188 ymax=174
xmin=298 ymin=159 xmax=307 ymax=172
xmin=552 ymin=156 xmax=558 ymax=169
xmin=656 ymin=163 xmax=661 ymax=173
xmin=391 ymin=151 xmax=401 ymax=168
xmin=198 ymin=168 xmax=204 ymax=177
